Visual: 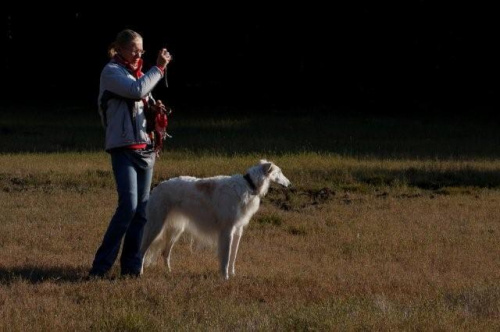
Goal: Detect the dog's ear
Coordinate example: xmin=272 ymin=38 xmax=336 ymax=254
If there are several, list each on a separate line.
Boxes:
xmin=259 ymin=159 xmax=269 ymax=164
xmin=261 ymin=162 xmax=274 ymax=174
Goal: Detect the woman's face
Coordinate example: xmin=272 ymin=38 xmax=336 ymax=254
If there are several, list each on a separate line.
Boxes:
xmin=119 ymin=38 xmax=144 ymax=68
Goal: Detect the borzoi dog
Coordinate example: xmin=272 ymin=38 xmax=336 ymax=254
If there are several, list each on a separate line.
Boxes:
xmin=140 ymin=160 xmax=291 ymax=279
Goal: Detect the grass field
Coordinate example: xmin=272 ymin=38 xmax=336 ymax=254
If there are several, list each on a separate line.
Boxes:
xmin=1 ymin=104 xmax=499 ymax=330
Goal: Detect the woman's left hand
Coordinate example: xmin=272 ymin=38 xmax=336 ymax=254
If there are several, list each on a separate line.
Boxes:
xmin=157 ymin=49 xmax=172 ymax=70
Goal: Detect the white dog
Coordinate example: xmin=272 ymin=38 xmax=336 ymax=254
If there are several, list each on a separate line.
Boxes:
xmin=140 ymin=160 xmax=291 ymax=279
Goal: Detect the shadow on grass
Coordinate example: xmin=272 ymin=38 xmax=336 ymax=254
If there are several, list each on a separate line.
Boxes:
xmin=354 ymin=167 xmax=500 ymax=190
xmin=0 ymin=265 xmax=86 ymax=285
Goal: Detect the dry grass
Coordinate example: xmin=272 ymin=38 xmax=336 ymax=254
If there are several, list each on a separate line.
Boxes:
xmin=1 ymin=153 xmax=499 ymax=330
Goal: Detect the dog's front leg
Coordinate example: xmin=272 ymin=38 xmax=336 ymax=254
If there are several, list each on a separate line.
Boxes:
xmin=218 ymin=229 xmax=234 ymax=280
xmin=229 ymin=227 xmax=244 ymax=277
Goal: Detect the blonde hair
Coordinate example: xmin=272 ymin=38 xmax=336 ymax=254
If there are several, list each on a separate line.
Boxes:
xmin=108 ymin=29 xmax=142 ymax=58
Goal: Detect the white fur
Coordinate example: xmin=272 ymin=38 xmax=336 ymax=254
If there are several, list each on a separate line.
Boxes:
xmin=140 ymin=160 xmax=291 ymax=279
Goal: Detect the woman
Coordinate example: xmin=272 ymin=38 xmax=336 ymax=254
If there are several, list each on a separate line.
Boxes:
xmin=89 ymin=29 xmax=172 ymax=278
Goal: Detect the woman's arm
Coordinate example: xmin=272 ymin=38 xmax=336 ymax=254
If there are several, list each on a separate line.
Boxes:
xmin=100 ymin=64 xmax=164 ymax=100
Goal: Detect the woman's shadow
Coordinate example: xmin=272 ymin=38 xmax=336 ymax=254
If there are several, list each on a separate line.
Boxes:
xmin=0 ymin=265 xmax=85 ymax=285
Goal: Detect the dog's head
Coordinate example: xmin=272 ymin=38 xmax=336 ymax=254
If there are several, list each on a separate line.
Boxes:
xmin=259 ymin=159 xmax=291 ymax=188
xmin=246 ymin=160 xmax=291 ymax=196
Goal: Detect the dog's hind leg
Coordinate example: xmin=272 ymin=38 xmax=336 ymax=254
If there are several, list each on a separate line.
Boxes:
xmin=229 ymin=227 xmax=244 ymax=277
xmin=188 ymin=235 xmax=195 ymax=253
xmin=163 ymin=226 xmax=184 ymax=272
xmin=218 ymin=228 xmax=235 ymax=280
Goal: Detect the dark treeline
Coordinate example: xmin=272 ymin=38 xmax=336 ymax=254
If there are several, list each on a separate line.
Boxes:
xmin=2 ymin=3 xmax=497 ymax=114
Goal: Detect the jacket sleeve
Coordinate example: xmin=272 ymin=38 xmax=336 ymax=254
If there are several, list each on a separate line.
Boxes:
xmin=100 ymin=64 xmax=164 ymax=100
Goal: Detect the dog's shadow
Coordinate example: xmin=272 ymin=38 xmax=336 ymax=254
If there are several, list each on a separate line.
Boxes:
xmin=0 ymin=265 xmax=84 ymax=285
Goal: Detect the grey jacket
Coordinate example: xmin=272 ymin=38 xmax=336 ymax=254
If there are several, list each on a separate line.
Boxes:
xmin=98 ymin=61 xmax=164 ymax=151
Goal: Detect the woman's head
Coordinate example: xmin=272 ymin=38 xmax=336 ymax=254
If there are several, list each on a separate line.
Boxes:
xmin=108 ymin=29 xmax=144 ymax=68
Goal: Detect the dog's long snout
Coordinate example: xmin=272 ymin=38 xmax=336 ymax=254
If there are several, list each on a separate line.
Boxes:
xmin=281 ymin=178 xmax=292 ymax=188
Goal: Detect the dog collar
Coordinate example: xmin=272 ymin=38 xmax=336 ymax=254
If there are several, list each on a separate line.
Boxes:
xmin=243 ymin=173 xmax=257 ymax=193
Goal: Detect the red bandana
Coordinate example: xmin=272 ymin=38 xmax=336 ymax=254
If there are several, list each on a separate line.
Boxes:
xmin=113 ymin=54 xmax=144 ymax=79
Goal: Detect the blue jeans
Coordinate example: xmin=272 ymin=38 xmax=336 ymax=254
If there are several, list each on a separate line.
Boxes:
xmin=90 ymin=150 xmax=154 ymax=275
